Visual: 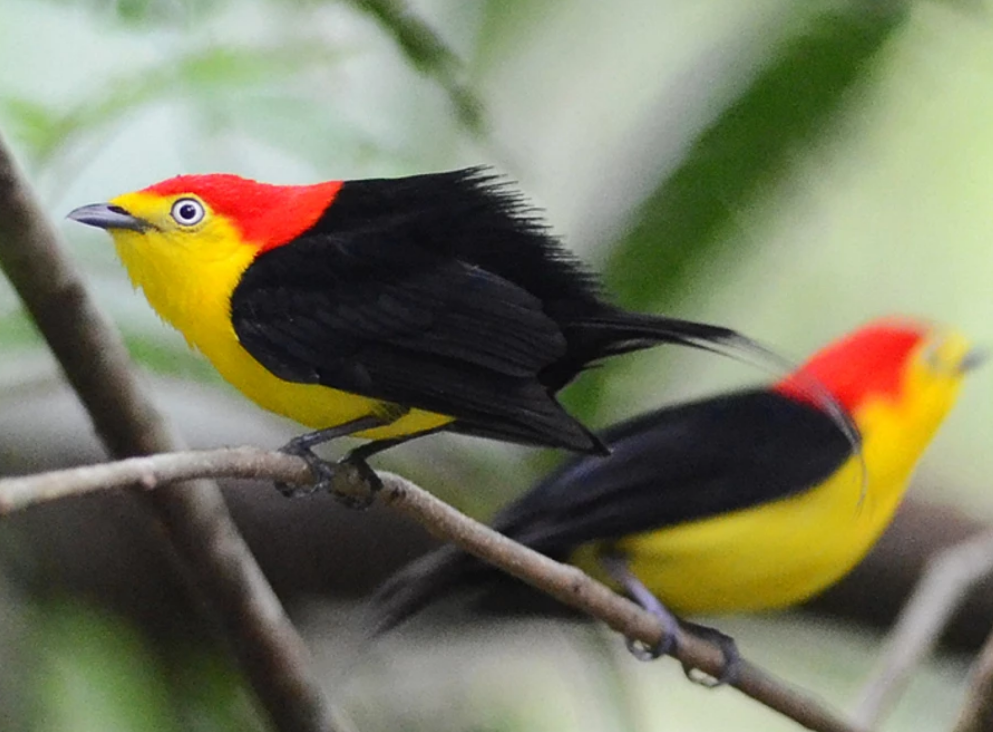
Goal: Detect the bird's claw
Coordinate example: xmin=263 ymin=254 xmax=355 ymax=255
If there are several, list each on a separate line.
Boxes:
xmin=623 ymin=605 xmax=738 ymax=689
xmin=626 ymin=602 xmax=680 ymax=662
xmin=273 ymin=437 xmax=382 ymax=508
xmin=274 ymin=442 xmax=336 ymax=497
xmin=679 ymin=624 xmax=741 ymax=688
xmin=328 ymin=455 xmax=382 ymax=509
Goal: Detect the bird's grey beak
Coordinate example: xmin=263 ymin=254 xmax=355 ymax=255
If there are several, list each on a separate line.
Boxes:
xmin=960 ymin=347 xmax=988 ymax=374
xmin=67 ymin=203 xmax=150 ymax=232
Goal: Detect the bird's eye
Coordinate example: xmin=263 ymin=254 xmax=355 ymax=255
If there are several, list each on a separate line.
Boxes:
xmin=171 ymin=198 xmax=205 ymax=226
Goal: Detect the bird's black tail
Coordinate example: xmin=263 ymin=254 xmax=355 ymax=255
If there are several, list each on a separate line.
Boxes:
xmin=367 ymin=544 xmax=487 ymax=637
xmin=558 ymin=310 xmax=862 ymax=464
xmin=570 ymin=309 xmax=863 ymax=464
xmin=575 ymin=310 xmax=782 ymax=371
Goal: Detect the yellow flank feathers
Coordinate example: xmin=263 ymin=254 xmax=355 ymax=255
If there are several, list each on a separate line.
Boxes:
xmin=105 ymin=191 xmax=454 ymax=439
xmin=573 ymin=328 xmax=970 ymax=614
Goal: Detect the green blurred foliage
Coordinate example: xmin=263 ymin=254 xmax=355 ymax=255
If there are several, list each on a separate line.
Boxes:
xmin=1 ymin=0 xmax=991 ymax=730
xmin=27 ymin=601 xmax=265 ymax=732
xmin=566 ymin=4 xmax=908 ymax=418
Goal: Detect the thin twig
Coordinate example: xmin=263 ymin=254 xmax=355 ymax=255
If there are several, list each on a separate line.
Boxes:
xmin=852 ymin=530 xmax=993 ymax=729
xmin=0 ymin=132 xmax=351 ymax=732
xmin=1 ymin=448 xmax=864 ymax=732
xmin=953 ymin=623 xmax=993 ymax=732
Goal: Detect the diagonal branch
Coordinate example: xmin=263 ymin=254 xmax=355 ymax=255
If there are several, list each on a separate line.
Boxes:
xmin=953 ymin=622 xmax=993 ymax=732
xmin=0 ymin=132 xmax=351 ymax=732
xmin=0 ymin=448 xmax=864 ymax=732
xmin=852 ymin=530 xmax=993 ymax=729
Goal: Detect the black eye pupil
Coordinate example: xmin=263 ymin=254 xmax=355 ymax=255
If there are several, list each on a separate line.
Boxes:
xmin=179 ymin=204 xmax=197 ymax=220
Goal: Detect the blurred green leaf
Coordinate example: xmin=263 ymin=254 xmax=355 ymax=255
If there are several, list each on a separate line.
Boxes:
xmin=124 ymin=333 xmax=221 ymax=382
xmin=45 ymin=0 xmax=222 ymax=26
xmin=472 ymin=0 xmax=559 ymax=72
xmin=166 ymin=643 xmax=267 ymax=732
xmin=2 ymin=41 xmax=345 ymax=166
xmin=346 ymin=0 xmax=486 ymax=133
xmin=34 ymin=602 xmax=178 ymax=732
xmin=0 ymin=97 xmax=65 ymax=158
xmin=565 ymin=3 xmax=909 ymax=420
xmin=606 ymin=4 xmax=908 ymax=310
xmin=0 ymin=308 xmax=218 ymax=382
xmin=0 ymin=309 xmax=44 ymax=351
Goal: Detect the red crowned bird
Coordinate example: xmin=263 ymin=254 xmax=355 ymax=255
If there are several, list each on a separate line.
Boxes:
xmin=370 ymin=318 xmax=981 ymax=680
xmin=68 ymin=167 xmax=784 ymax=498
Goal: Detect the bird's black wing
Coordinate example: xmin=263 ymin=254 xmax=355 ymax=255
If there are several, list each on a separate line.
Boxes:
xmin=493 ymin=389 xmax=855 ymax=556
xmin=230 ymin=230 xmax=599 ymax=450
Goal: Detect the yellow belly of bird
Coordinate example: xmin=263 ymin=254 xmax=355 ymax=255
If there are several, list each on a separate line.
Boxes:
xmin=201 ymin=336 xmax=455 ymax=440
xmin=572 ymin=439 xmax=916 ymax=616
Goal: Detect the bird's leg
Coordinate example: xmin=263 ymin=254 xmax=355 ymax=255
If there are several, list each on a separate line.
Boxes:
xmin=598 ymin=550 xmax=739 ymax=687
xmin=275 ymin=415 xmax=386 ymax=498
xmin=599 ymin=550 xmax=679 ymax=661
xmin=334 ymin=426 xmax=448 ymax=508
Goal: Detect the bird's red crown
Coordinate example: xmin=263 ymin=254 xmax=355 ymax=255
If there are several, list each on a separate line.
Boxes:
xmin=143 ymin=174 xmax=343 ymax=252
xmin=774 ymin=319 xmax=929 ymax=414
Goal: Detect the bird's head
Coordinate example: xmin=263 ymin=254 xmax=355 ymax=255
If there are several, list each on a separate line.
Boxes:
xmin=67 ymin=174 xmax=342 ymax=327
xmin=775 ymin=318 xmax=983 ymax=450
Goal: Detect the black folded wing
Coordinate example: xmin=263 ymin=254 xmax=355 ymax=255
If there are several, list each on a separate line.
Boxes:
xmin=230 ymin=231 xmax=598 ymax=450
xmin=493 ymin=389 xmax=855 ymax=556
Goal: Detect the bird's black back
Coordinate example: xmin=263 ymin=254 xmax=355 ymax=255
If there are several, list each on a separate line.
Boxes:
xmin=306 ymin=167 xmax=607 ymax=318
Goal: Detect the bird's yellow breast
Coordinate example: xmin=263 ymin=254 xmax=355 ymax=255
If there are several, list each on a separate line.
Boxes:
xmin=572 ymin=358 xmax=963 ymax=615
xmin=107 ymin=194 xmax=452 ymax=439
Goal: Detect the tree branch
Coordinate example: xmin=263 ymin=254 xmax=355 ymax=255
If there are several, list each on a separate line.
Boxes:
xmin=852 ymin=529 xmax=993 ymax=729
xmin=0 ymin=132 xmax=351 ymax=732
xmin=953 ymin=621 xmax=993 ymax=732
xmin=0 ymin=448 xmax=864 ymax=732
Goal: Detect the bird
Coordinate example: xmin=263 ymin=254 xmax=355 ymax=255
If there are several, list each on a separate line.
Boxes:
xmin=370 ymin=318 xmax=982 ymax=679
xmin=67 ymin=166 xmax=778 ymax=498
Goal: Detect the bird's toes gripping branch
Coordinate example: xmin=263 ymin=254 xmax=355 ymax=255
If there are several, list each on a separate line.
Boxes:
xmin=626 ymin=605 xmax=680 ymax=662
xmin=599 ymin=551 xmax=679 ymax=660
xmin=599 ymin=550 xmax=739 ymax=688
xmin=329 ymin=455 xmax=383 ymax=509
xmin=274 ymin=440 xmax=383 ymax=510
xmin=274 ymin=442 xmax=335 ymax=498
xmin=274 ymin=416 xmax=388 ymax=506
xmin=627 ymin=600 xmax=741 ymax=688
xmin=275 ymin=440 xmax=384 ymax=507
xmin=679 ymin=622 xmax=741 ymax=688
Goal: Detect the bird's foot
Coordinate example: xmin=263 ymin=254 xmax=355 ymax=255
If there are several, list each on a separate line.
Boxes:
xmin=274 ymin=440 xmax=336 ymax=497
xmin=274 ymin=442 xmax=382 ymax=508
xmin=679 ymin=622 xmax=740 ymax=688
xmin=626 ymin=602 xmax=680 ymax=661
xmin=273 ymin=417 xmax=390 ymax=499
xmin=328 ymin=454 xmax=383 ymax=510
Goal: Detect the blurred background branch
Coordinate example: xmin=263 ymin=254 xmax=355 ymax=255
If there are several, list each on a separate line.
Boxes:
xmin=953 ymin=625 xmax=993 ymax=732
xmin=853 ymin=529 xmax=993 ymax=728
xmin=0 ymin=132 xmax=350 ymax=732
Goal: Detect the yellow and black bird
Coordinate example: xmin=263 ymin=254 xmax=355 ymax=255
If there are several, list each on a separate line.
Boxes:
xmin=372 ymin=318 xmax=980 ymax=675
xmin=67 ymin=167 xmax=767 ymax=495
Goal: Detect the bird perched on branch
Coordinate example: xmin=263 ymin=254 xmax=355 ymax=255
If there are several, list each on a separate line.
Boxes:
xmin=371 ymin=318 xmax=981 ymax=679
xmin=68 ymin=167 xmax=778 ymax=498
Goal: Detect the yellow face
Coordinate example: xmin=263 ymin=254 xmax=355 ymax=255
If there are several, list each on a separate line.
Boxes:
xmin=860 ymin=327 xmax=975 ymax=445
xmin=107 ymin=189 xmax=254 ymax=267
xmin=91 ymin=191 xmax=260 ymax=341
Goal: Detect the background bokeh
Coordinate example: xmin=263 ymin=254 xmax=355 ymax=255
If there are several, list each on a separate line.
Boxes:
xmin=1 ymin=1 xmax=992 ymax=730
